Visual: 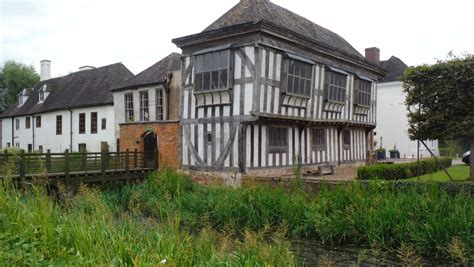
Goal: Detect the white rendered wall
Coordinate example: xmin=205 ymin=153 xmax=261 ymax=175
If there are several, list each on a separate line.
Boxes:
xmin=376 ymin=81 xmax=438 ymax=158
xmin=1 ymin=105 xmax=116 ymax=153
xmin=113 ymin=85 xmax=167 ymax=139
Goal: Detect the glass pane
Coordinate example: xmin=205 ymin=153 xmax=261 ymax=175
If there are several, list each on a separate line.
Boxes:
xmin=203 ymin=54 xmax=211 ymax=72
xmin=220 ymin=51 xmax=229 ymax=68
xmin=195 ymin=55 xmax=203 ymax=73
xmin=219 ymin=69 xmax=228 ymax=89
xmin=211 ymin=52 xmax=220 ymax=70
xmin=203 ymin=72 xmax=211 ymax=90
xmin=211 ymin=70 xmax=219 ymax=90
xmin=305 ymin=80 xmax=311 ymax=96
xmin=195 ymin=73 xmax=203 ymax=91
xmin=287 ymin=76 xmax=294 ymax=93
xmin=289 ymin=61 xmax=295 ymax=75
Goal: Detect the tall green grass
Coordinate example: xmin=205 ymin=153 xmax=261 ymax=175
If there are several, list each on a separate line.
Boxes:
xmin=107 ymin=170 xmax=473 ymax=262
xmin=0 ymin=177 xmax=298 ymax=265
xmin=1 ymin=169 xmax=472 ymax=264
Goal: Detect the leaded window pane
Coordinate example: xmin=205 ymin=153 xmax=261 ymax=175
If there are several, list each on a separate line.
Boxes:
xmin=194 ymin=50 xmax=229 ymax=92
xmin=287 ymin=59 xmax=313 ymax=97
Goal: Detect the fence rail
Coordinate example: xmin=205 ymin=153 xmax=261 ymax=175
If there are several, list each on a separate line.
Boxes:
xmin=0 ymin=149 xmax=157 ymax=182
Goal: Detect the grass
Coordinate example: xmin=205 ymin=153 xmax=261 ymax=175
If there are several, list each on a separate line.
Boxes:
xmin=406 ymin=164 xmax=470 ymax=182
xmin=1 ymin=169 xmax=473 ymax=265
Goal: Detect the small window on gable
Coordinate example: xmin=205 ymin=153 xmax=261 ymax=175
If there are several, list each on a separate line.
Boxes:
xmin=101 ymin=118 xmax=106 ymax=130
xmin=325 ymin=69 xmax=347 ymax=103
xmin=268 ymin=127 xmax=288 ymax=153
xmin=355 ymin=78 xmax=372 ymax=107
xmin=286 ymin=59 xmax=313 ymax=97
xmin=18 ymin=96 xmax=24 ymax=106
xmin=39 ymin=90 xmax=45 ymax=102
xmin=15 ymin=119 xmax=20 ymax=130
xmin=194 ymin=50 xmax=229 ymax=92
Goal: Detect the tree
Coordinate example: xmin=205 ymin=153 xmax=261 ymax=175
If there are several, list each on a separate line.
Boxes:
xmin=0 ymin=61 xmax=40 ymax=113
xmin=402 ymin=54 xmax=474 ymax=181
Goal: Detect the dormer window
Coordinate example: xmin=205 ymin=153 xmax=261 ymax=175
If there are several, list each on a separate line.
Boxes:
xmin=39 ymin=90 xmax=45 ymax=102
xmin=17 ymin=89 xmax=29 ymax=107
xmin=18 ymin=96 xmax=24 ymax=106
xmin=194 ymin=50 xmax=229 ymax=92
xmin=38 ymin=84 xmax=50 ymax=103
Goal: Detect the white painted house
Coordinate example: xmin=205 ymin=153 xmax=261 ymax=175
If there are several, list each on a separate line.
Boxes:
xmin=0 ymin=61 xmax=133 ymax=153
xmin=375 ymin=51 xmax=439 ymax=158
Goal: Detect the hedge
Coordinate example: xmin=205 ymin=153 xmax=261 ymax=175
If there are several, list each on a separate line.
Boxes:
xmin=357 ymin=157 xmax=453 ymax=180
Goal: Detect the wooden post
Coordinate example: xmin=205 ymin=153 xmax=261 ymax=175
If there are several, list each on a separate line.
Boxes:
xmin=19 ymin=150 xmax=25 ymax=182
xmin=64 ymin=149 xmax=70 ymax=181
xmin=134 ymin=149 xmax=138 ymax=169
xmin=46 ymin=149 xmax=51 ymax=173
xmin=125 ymin=149 xmax=129 ymax=173
xmin=101 ymin=151 xmax=106 ymax=177
xmin=82 ymin=151 xmax=87 ymax=174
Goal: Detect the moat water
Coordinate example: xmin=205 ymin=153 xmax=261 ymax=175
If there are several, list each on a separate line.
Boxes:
xmin=291 ymin=240 xmax=460 ymax=266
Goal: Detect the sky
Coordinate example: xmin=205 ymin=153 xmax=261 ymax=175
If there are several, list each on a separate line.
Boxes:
xmin=0 ymin=0 xmax=473 ymax=77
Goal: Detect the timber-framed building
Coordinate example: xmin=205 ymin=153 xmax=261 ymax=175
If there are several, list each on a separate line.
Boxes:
xmin=173 ymin=0 xmax=386 ymax=176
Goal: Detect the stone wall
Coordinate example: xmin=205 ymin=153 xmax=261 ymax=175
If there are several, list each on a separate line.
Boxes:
xmin=119 ymin=121 xmax=180 ymax=169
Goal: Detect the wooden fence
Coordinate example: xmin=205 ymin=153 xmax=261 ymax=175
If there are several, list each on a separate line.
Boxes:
xmin=0 ymin=149 xmax=157 ymax=183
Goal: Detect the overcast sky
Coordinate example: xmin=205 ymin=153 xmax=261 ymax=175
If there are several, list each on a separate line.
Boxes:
xmin=1 ymin=0 xmax=473 ymax=77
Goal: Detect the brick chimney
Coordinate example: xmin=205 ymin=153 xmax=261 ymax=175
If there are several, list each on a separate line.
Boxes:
xmin=40 ymin=60 xmax=51 ymax=81
xmin=365 ymin=47 xmax=380 ymax=65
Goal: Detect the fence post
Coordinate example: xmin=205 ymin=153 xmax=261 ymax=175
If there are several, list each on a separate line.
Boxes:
xmin=19 ymin=150 xmax=25 ymax=182
xmin=101 ymin=151 xmax=106 ymax=177
xmin=64 ymin=149 xmax=70 ymax=181
xmin=46 ymin=149 xmax=51 ymax=173
xmin=82 ymin=151 xmax=87 ymax=174
xmin=125 ymin=149 xmax=129 ymax=173
xmin=134 ymin=149 xmax=138 ymax=169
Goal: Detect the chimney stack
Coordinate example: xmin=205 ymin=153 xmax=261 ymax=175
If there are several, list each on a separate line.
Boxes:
xmin=40 ymin=60 xmax=51 ymax=81
xmin=365 ymin=47 xmax=380 ymax=65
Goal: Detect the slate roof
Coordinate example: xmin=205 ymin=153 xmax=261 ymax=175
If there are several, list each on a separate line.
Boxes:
xmin=0 ymin=63 xmax=133 ymax=118
xmin=112 ymin=53 xmax=182 ymax=91
xmin=379 ymin=56 xmax=408 ymax=82
xmin=202 ymin=0 xmax=364 ymax=59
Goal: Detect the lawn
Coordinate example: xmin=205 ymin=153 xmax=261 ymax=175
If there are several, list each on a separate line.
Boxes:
xmin=406 ymin=164 xmax=470 ymax=182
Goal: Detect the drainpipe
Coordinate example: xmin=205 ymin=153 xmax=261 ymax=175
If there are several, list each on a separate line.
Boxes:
xmin=11 ymin=117 xmax=14 ymax=146
xmin=32 ymin=115 xmax=35 ymax=151
xmin=68 ymin=109 xmax=73 ymax=152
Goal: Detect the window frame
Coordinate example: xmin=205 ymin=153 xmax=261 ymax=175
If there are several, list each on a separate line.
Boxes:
xmin=90 ymin=112 xmax=98 ymax=134
xmin=342 ymin=130 xmax=351 ymax=150
xmin=324 ymin=69 xmax=348 ymax=104
xmin=268 ymin=127 xmax=288 ymax=154
xmin=194 ymin=50 xmax=230 ymax=93
xmin=36 ymin=116 xmax=42 ymax=128
xmin=311 ymin=128 xmax=326 ymax=151
xmin=101 ymin=118 xmax=107 ymax=130
xmin=139 ymin=90 xmax=149 ymax=122
xmin=284 ymin=58 xmax=313 ymax=98
xmin=124 ymin=93 xmax=134 ymax=122
xmin=156 ymin=88 xmax=165 ymax=121
xmin=354 ymin=78 xmax=372 ymax=107
xmin=15 ymin=119 xmax=20 ymax=130
xmin=25 ymin=117 xmax=31 ymax=129
xmin=79 ymin=113 xmax=86 ymax=134
xmin=56 ymin=115 xmax=62 ymax=135
xmin=39 ymin=90 xmax=45 ymax=102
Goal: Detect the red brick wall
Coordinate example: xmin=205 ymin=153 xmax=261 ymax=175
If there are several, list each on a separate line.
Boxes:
xmin=119 ymin=122 xmax=180 ymax=169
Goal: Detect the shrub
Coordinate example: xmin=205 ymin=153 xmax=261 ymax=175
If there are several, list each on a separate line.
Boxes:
xmin=357 ymin=157 xmax=453 ymax=180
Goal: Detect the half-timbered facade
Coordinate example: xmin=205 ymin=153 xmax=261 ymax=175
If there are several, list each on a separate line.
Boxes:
xmin=173 ymin=0 xmax=386 ymax=175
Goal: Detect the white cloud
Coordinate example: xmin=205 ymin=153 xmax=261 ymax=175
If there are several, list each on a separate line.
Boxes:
xmin=1 ymin=0 xmax=473 ymax=76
